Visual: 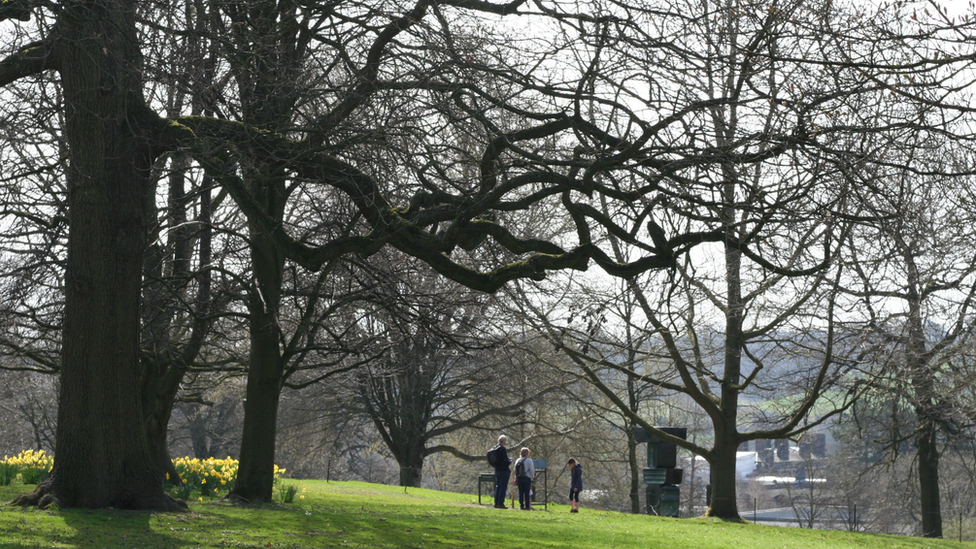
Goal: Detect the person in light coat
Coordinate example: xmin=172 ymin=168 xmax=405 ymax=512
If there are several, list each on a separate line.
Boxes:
xmin=514 ymin=447 xmax=535 ymax=510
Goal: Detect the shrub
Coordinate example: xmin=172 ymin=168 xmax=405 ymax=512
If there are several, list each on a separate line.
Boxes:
xmin=0 ymin=452 xmax=288 ymax=498
xmin=1 ymin=450 xmax=54 ymax=485
xmin=0 ymin=461 xmax=16 ymax=486
xmin=275 ymin=481 xmax=300 ymax=503
xmin=169 ymin=457 xmax=287 ymax=500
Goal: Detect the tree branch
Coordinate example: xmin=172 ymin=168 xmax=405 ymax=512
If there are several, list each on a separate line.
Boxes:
xmin=0 ymin=39 xmax=55 ymax=87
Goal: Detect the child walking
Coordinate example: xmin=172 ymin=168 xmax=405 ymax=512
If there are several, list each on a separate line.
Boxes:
xmin=567 ymin=458 xmax=582 ymax=513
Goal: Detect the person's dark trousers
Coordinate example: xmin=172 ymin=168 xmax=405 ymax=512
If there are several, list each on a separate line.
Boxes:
xmin=494 ymin=470 xmax=510 ymax=507
xmin=517 ymin=476 xmax=532 ymax=509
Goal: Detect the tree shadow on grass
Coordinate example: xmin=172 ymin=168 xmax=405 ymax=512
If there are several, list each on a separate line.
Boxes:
xmin=51 ymin=507 xmax=184 ymax=549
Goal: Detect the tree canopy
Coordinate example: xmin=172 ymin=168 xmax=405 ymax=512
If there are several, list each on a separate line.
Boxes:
xmin=0 ymin=0 xmax=975 ymax=522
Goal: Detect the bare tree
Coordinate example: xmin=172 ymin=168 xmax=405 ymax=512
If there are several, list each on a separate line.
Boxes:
xmin=840 ymin=137 xmax=976 ymax=537
xmin=0 ymin=0 xmax=673 ymax=509
xmin=318 ymin=256 xmax=565 ymax=487
xmin=516 ymin=0 xmax=976 ymax=521
xmin=1 ymin=0 xmax=973 ymax=512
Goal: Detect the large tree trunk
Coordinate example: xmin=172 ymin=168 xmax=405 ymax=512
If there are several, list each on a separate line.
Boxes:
xmin=144 ymin=364 xmax=185 ymax=486
xmin=704 ymin=430 xmax=741 ymax=519
xmin=626 ymin=365 xmax=641 ymax=514
xmin=626 ymin=424 xmax=641 ymax=514
xmin=905 ymin=254 xmax=942 ymax=539
xmin=13 ymin=0 xmax=183 ymax=511
xmin=224 ymin=1 xmax=298 ymax=500
xmin=147 ymin=424 xmax=180 ymax=487
xmin=916 ymin=417 xmax=943 ymax=537
xmin=361 ymin=349 xmax=437 ymax=489
xmin=702 ymin=223 xmax=744 ymax=521
xmin=189 ymin=410 xmax=213 ymax=459
xmin=230 ymin=223 xmax=286 ymax=502
xmin=398 ymin=448 xmax=426 ymax=488
xmin=142 ymin=166 xmax=215 ymax=487
xmin=232 ymin=345 xmax=284 ymax=501
xmin=140 ymin=155 xmax=194 ymax=486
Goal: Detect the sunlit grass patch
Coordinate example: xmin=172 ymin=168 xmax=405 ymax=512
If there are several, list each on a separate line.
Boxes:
xmin=0 ymin=480 xmax=971 ymax=549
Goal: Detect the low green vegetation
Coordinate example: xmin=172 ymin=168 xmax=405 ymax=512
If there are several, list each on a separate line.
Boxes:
xmin=0 ymin=450 xmax=53 ymax=486
xmin=0 ymin=480 xmax=970 ymax=548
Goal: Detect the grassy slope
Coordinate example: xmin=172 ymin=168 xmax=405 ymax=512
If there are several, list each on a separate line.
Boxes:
xmin=0 ymin=481 xmax=970 ymax=549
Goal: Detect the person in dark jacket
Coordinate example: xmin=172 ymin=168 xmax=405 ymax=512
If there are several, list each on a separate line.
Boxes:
xmin=567 ymin=458 xmax=582 ymax=513
xmin=491 ymin=435 xmax=512 ymax=508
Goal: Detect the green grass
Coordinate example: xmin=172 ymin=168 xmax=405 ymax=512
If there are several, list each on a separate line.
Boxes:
xmin=0 ymin=480 xmax=971 ymax=548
